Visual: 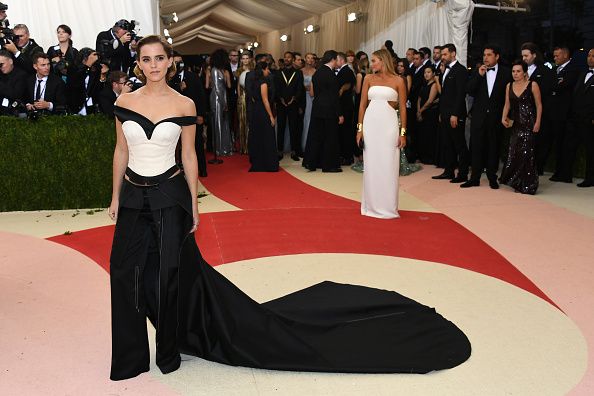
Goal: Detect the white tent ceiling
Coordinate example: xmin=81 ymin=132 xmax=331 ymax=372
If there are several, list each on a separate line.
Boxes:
xmin=160 ymin=0 xmax=353 ymax=52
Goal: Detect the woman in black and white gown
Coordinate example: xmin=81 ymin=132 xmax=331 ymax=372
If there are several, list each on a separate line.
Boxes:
xmin=357 ymin=49 xmax=409 ymax=219
xmin=107 ymin=36 xmax=470 ymax=381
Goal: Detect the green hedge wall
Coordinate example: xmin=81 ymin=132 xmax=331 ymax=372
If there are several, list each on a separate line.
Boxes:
xmin=0 ymin=115 xmax=115 ymax=211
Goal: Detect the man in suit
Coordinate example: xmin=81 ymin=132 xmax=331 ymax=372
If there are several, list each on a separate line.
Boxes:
xmin=303 ymin=50 xmax=343 ymax=173
xmin=336 ymin=52 xmax=356 ymax=165
xmin=66 ymin=47 xmax=102 ymax=115
xmin=462 ymin=45 xmax=511 ymax=189
xmin=275 ymin=51 xmax=304 ymax=160
xmin=558 ymin=48 xmax=594 ymax=187
xmin=0 ymin=49 xmax=27 ymax=115
xmin=408 ymin=50 xmax=429 ymax=162
xmin=170 ymin=52 xmax=208 ymax=177
xmin=2 ymin=24 xmax=43 ymax=75
xmin=521 ymin=42 xmax=554 ymax=175
xmin=547 ymin=46 xmax=582 ymax=182
xmin=98 ymin=71 xmax=130 ymax=118
xmin=95 ymin=20 xmax=136 ymax=74
xmin=433 ymin=43 xmax=470 ymax=182
xmin=25 ymin=52 xmax=67 ymax=114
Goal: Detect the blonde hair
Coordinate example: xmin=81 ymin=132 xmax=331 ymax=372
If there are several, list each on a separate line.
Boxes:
xmin=372 ymin=49 xmax=397 ymax=76
xmin=133 ymin=35 xmax=177 ymax=83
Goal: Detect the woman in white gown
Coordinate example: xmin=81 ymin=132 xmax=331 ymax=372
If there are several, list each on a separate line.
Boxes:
xmin=356 ymin=49 xmax=408 ymax=219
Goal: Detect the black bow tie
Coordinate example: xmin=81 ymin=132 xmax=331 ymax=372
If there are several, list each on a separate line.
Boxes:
xmin=487 ymin=67 xmax=496 ymax=72
xmin=445 ymin=65 xmax=451 ymax=69
xmin=588 ymin=69 xmax=594 ymax=74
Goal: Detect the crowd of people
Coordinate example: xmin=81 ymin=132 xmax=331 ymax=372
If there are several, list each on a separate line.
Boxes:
xmin=1 ymin=1 xmax=592 ymax=191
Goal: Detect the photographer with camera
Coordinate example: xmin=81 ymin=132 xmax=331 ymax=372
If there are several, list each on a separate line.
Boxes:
xmin=24 ymin=52 xmax=67 ymax=115
xmin=95 ymin=19 xmax=138 ymax=74
xmin=47 ymin=24 xmax=78 ymax=82
xmin=66 ymin=47 xmax=101 ymax=115
xmin=169 ymin=51 xmax=208 ymax=176
xmin=0 ymin=49 xmax=27 ymax=115
xmin=3 ymin=23 xmax=43 ymax=75
xmin=98 ymin=70 xmax=131 ymax=118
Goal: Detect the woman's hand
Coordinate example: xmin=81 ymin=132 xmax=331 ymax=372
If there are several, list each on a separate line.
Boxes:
xmin=189 ymin=204 xmax=199 ymax=234
xmin=533 ymin=121 xmax=540 ymax=133
xmin=416 ymin=111 xmax=423 ymax=122
xmin=501 ymin=117 xmax=511 ymax=128
xmin=356 ymin=131 xmax=363 ymax=147
xmin=108 ymin=200 xmax=119 ymax=221
xmin=270 ymin=115 xmax=276 ymax=127
xmin=397 ymin=136 xmax=407 ymax=149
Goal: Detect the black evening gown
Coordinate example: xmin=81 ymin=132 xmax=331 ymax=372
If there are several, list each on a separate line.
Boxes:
xmin=110 ymin=107 xmax=471 ymax=381
xmin=248 ymin=78 xmax=279 ymax=172
xmin=418 ymin=82 xmax=440 ymax=165
xmin=500 ymin=81 xmax=539 ymax=194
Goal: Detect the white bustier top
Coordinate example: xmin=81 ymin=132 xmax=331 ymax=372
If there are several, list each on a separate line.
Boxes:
xmin=114 ymin=106 xmax=196 ymax=176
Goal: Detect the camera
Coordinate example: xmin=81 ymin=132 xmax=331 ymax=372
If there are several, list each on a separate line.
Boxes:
xmin=0 ymin=20 xmax=19 ymax=47
xmin=50 ymin=45 xmax=70 ymax=76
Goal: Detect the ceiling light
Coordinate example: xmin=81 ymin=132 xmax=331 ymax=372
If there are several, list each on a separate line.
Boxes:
xmin=253 ymin=41 xmax=259 ymax=48
xmin=347 ymin=12 xmax=364 ymax=22
xmin=172 ymin=12 xmax=179 ymax=23
xmin=167 ymin=37 xmax=173 ymax=44
xmin=163 ymin=28 xmax=170 ymax=37
xmin=239 ymin=48 xmax=244 ymax=53
xmin=280 ymin=34 xmax=290 ymax=42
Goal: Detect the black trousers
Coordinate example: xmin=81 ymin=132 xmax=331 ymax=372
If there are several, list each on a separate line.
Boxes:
xmin=110 ymin=194 xmax=185 ymax=380
xmin=536 ymin=117 xmax=566 ymax=175
xmin=339 ymin=109 xmax=355 ymax=162
xmin=304 ymin=116 xmax=340 ymax=170
xmin=560 ymin=117 xmax=594 ymax=182
xmin=469 ymin=116 xmax=501 ymax=181
xmin=276 ymin=102 xmax=302 ymax=155
xmin=195 ymin=124 xmax=207 ymax=175
xmin=443 ymin=117 xmax=470 ymax=177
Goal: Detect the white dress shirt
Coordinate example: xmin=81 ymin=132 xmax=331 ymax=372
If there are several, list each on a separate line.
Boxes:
xmin=33 ymin=75 xmax=54 ymax=111
xmin=486 ymin=63 xmax=498 ymax=97
xmin=442 ymin=60 xmax=458 ymax=80
xmin=527 ymin=64 xmax=537 ymax=78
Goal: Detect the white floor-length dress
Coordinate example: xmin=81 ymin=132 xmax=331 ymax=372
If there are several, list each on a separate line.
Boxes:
xmin=361 ymin=85 xmax=400 ymax=219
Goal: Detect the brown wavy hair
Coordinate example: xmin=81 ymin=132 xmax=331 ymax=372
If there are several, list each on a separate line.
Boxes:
xmin=133 ymin=35 xmax=176 ymax=83
xmin=372 ymin=49 xmax=397 ymax=76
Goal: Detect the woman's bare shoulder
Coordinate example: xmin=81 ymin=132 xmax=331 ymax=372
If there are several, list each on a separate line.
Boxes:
xmin=171 ymin=91 xmax=196 ymax=116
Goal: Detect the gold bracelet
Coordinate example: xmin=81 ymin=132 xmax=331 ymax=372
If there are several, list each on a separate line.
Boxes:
xmin=400 ymin=127 xmax=407 ymax=137
xmin=356 ymin=123 xmax=363 ymax=132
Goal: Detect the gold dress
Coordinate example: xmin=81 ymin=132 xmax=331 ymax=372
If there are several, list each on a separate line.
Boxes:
xmin=237 ymin=70 xmax=249 ymax=154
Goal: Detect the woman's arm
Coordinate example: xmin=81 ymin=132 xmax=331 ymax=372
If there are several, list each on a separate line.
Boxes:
xmin=501 ymin=83 xmax=511 ymax=128
xmin=532 ymin=82 xmax=542 ymax=133
xmin=224 ymin=70 xmax=232 ymax=89
xmin=355 ymin=73 xmax=363 ymax=95
xmin=180 ymin=97 xmax=199 ymax=233
xmin=261 ymin=82 xmax=275 ymax=126
xmin=406 ymin=75 xmax=412 ymax=95
xmin=397 ymin=77 xmax=408 ymax=149
xmin=237 ymin=74 xmax=243 ymax=97
xmin=309 ymin=81 xmax=314 ymax=97
xmin=108 ymin=112 xmax=129 ymax=221
xmin=205 ymin=68 xmax=211 ymax=89
xmin=356 ymin=76 xmax=370 ymax=146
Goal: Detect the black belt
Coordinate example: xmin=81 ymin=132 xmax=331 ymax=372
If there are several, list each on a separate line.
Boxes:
xmin=125 ymin=165 xmax=180 ymax=186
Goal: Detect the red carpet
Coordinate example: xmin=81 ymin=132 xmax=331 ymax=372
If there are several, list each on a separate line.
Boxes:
xmin=48 ymin=155 xmax=557 ymax=307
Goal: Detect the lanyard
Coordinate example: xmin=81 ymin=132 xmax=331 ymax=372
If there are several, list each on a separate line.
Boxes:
xmin=282 ymin=70 xmax=296 ymax=86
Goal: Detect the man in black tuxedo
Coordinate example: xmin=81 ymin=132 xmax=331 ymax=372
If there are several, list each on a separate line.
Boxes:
xmin=0 ymin=49 xmax=27 ymax=115
xmin=433 ymin=43 xmax=470 ymax=182
xmin=170 ymin=53 xmax=208 ymax=177
xmin=275 ymin=51 xmax=304 ymax=160
xmin=408 ymin=50 xmax=430 ymax=163
xmin=547 ymin=46 xmax=582 ymax=182
xmin=96 ymin=20 xmax=136 ymax=74
xmin=521 ymin=42 xmax=554 ymax=175
xmin=66 ymin=47 xmax=102 ymax=115
xmin=336 ymin=52 xmax=356 ymax=165
xmin=558 ymin=48 xmax=594 ymax=187
xmin=3 ymin=24 xmax=43 ymax=75
xmin=98 ymin=71 xmax=130 ymax=118
xmin=25 ymin=53 xmax=67 ymax=114
xmin=433 ymin=46 xmax=443 ymax=75
xmin=303 ymin=50 xmax=343 ymax=173
xmin=462 ymin=45 xmax=511 ymax=189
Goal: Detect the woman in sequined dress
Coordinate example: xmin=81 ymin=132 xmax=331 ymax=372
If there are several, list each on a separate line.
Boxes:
xmin=500 ymin=60 xmax=542 ymax=194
